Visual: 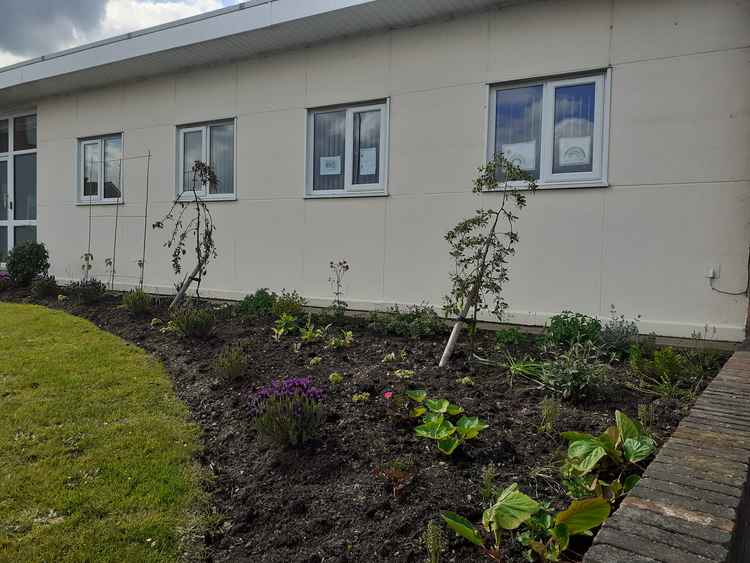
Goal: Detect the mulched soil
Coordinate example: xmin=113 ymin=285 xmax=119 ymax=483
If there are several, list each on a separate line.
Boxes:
xmin=0 ymin=288 xmax=729 ymax=563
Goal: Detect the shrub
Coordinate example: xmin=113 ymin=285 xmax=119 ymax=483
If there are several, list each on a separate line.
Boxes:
xmin=601 ymin=306 xmax=639 ymax=359
xmin=213 ymin=341 xmax=249 ymax=380
xmin=7 ymin=241 xmax=49 ymax=286
xmin=272 ymin=289 xmax=306 ymax=318
xmin=237 ymin=288 xmax=277 ymax=318
xmin=545 ymin=311 xmax=602 ymax=348
xmin=67 ymin=278 xmax=107 ymax=304
xmin=170 ymin=306 xmax=215 ymax=338
xmin=31 ymin=275 xmax=58 ymax=299
xmin=539 ymin=341 xmax=608 ymax=401
xmin=368 ymin=304 xmax=446 ymax=338
xmin=495 ymin=327 xmax=528 ymax=349
xmin=122 ymin=288 xmax=153 ymax=316
xmin=251 ymin=377 xmax=324 ymax=447
xmin=0 ymin=271 xmax=11 ymax=292
xmin=629 ymin=345 xmax=693 ymax=399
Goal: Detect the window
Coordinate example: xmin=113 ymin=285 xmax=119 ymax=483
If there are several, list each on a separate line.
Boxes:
xmin=489 ymin=72 xmax=608 ymax=186
xmin=78 ymin=134 xmax=123 ymax=203
xmin=177 ymin=120 xmax=235 ymax=199
xmin=306 ymin=101 xmax=388 ymax=196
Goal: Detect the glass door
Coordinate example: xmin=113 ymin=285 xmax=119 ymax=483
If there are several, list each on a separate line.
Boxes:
xmin=0 ymin=113 xmax=37 ymax=264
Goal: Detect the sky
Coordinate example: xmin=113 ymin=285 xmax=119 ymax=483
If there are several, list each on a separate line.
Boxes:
xmin=0 ymin=0 xmax=241 ymax=69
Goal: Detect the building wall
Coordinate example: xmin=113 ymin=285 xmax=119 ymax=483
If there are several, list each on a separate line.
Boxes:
xmin=31 ymin=0 xmax=750 ymax=340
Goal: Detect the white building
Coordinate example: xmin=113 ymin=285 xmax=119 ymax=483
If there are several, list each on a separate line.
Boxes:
xmin=0 ymin=0 xmax=748 ymax=340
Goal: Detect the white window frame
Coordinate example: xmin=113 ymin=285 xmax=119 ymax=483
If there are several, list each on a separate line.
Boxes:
xmin=176 ymin=119 xmax=236 ymax=202
xmin=487 ymin=70 xmax=610 ymax=188
xmin=77 ymin=133 xmax=124 ymax=204
xmin=305 ymin=100 xmax=389 ymax=198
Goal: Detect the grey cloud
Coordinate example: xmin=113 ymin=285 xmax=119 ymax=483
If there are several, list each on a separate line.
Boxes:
xmin=0 ymin=1 xmax=107 ymax=57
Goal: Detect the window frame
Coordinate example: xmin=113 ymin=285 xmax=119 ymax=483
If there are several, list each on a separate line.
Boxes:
xmin=305 ymin=100 xmax=389 ymax=198
xmin=76 ymin=133 xmax=124 ymax=205
xmin=176 ymin=118 xmax=237 ymax=202
xmin=487 ymin=69 xmax=610 ymax=189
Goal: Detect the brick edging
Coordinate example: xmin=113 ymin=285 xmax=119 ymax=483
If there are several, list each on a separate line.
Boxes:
xmin=584 ymin=351 xmax=750 ymax=563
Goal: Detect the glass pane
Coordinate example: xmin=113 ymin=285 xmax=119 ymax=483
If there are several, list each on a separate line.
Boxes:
xmin=13 ymin=115 xmax=36 ymax=151
xmin=103 ymin=137 xmax=122 ymax=199
xmin=82 ymin=143 xmax=99 ymax=197
xmin=353 ymin=110 xmax=381 ymax=185
xmin=313 ymin=111 xmax=345 ymax=191
xmin=0 ymin=120 xmax=8 ymax=153
xmin=14 ymin=153 xmax=36 ymax=221
xmin=14 ymin=226 xmax=36 ymax=247
xmin=0 ymin=227 xmax=6 ymax=262
xmin=182 ymin=130 xmax=203 ymax=192
xmin=552 ymin=82 xmax=595 ymax=174
xmin=209 ymin=124 xmax=234 ymax=195
xmin=0 ymin=161 xmax=6 ymax=221
xmin=494 ymin=85 xmax=543 ymax=180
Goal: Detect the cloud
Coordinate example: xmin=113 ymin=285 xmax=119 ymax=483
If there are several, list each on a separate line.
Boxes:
xmin=0 ymin=0 xmax=228 ymax=67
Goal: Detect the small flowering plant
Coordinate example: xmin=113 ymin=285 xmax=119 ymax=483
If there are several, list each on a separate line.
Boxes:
xmin=251 ymin=377 xmax=325 ymax=447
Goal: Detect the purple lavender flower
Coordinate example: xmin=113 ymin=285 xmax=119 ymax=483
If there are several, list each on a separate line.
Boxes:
xmin=251 ymin=377 xmax=323 ymax=416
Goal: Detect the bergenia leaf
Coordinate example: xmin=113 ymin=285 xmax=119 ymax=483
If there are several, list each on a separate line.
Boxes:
xmin=425 ymin=399 xmax=450 ymax=413
xmin=410 ymin=406 xmax=426 ymax=418
xmin=442 ymin=512 xmax=484 ymax=547
xmin=406 ymin=389 xmax=427 ymax=403
xmin=455 ymin=416 xmax=489 ymax=439
xmin=422 ymin=412 xmax=444 ymax=425
xmin=555 ymin=497 xmax=610 ymax=535
xmin=438 ymin=437 xmax=461 ymax=455
xmin=483 ymin=483 xmax=539 ymax=531
xmin=446 ymin=403 xmax=465 ymax=416
xmin=567 ymin=439 xmax=608 ymax=474
xmin=623 ymin=474 xmax=641 ymax=493
xmin=561 ymin=431 xmax=593 ymax=443
xmin=623 ymin=437 xmax=655 ymax=463
xmin=615 ymin=410 xmax=640 ymax=443
xmin=415 ymin=419 xmax=455 ymax=441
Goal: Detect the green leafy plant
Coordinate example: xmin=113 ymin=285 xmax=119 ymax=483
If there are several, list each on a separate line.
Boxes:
xmin=30 ymin=275 xmax=58 ymax=299
xmin=122 ymin=288 xmax=153 ymax=316
xmin=600 ymin=305 xmax=639 ymax=359
xmin=457 ymin=376 xmax=475 ymax=386
xmin=537 ymin=341 xmax=609 ymax=401
xmin=7 ymin=241 xmax=50 ymax=286
xmin=352 ymin=392 xmax=370 ymax=402
xmin=382 ymin=352 xmax=398 ymax=364
xmin=545 ymin=311 xmax=602 ymax=348
xmin=326 ymin=330 xmax=354 ymax=349
xmin=422 ymin=520 xmax=446 ymax=563
xmin=517 ymin=498 xmax=611 ymax=562
xmin=67 ymin=278 xmax=107 ymax=304
xmin=393 ymin=368 xmax=415 ymax=380
xmin=170 ymin=305 xmax=215 ymax=338
xmin=213 ymin=340 xmax=249 ymax=380
xmin=308 ymin=356 xmax=322 ymax=368
xmin=368 ymin=304 xmax=446 ymax=338
xmin=272 ymin=289 xmax=306 ymax=318
xmin=328 ymin=372 xmax=344 ymax=385
xmin=300 ymin=314 xmax=330 ymax=344
xmin=538 ymin=398 xmax=560 ymax=434
xmin=561 ymin=410 xmax=654 ymax=502
xmin=442 ymin=483 xmax=539 ymax=560
xmin=409 ymin=390 xmax=488 ymax=455
xmin=629 ymin=345 xmax=692 ymax=399
xmin=480 ymin=465 xmax=500 ymax=505
xmin=495 ymin=327 xmax=528 ymax=349
xmin=237 ymin=288 xmax=277 ymax=319
xmin=272 ymin=313 xmax=297 ymax=341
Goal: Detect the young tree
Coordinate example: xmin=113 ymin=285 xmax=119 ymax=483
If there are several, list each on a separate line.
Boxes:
xmin=439 ymin=154 xmax=536 ymax=367
xmin=153 ymin=161 xmax=217 ymax=308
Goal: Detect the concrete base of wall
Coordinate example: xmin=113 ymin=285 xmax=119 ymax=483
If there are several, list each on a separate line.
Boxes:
xmin=584 ymin=351 xmax=750 ymax=563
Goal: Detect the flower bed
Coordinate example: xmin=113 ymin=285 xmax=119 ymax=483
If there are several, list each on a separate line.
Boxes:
xmin=0 ymin=286 xmax=730 ymax=562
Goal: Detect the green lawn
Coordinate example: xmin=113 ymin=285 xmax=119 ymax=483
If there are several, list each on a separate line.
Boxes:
xmin=0 ymin=303 xmax=207 ymax=562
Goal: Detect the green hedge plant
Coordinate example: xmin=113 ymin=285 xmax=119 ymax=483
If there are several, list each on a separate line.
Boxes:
xmin=7 ymin=241 xmax=49 ymax=286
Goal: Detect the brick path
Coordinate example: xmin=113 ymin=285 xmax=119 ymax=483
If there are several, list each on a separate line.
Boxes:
xmin=584 ymin=351 xmax=750 ymax=563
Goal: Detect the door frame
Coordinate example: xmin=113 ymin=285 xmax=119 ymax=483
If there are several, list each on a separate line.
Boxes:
xmin=0 ymin=109 xmax=37 ymax=265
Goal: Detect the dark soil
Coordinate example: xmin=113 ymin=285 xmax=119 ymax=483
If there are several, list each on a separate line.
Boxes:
xmin=0 ymin=287 xmax=730 ymax=563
